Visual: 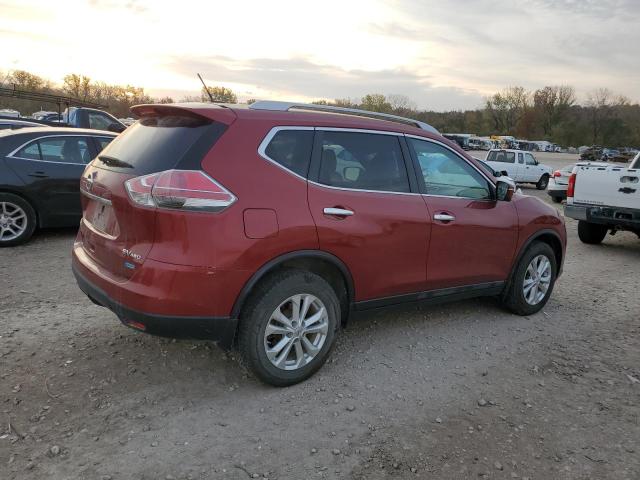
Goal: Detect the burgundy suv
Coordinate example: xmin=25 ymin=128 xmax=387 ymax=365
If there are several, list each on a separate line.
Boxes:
xmin=72 ymin=101 xmax=566 ymax=386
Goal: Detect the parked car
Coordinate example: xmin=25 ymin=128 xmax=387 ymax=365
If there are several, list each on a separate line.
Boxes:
xmin=0 ymin=118 xmax=44 ymax=131
xmin=71 ymin=101 xmax=566 ymax=386
xmin=600 ymin=148 xmax=621 ymax=162
xmin=0 ymin=127 xmax=117 ymax=246
xmin=484 ymin=149 xmax=553 ymax=189
xmin=547 ymin=164 xmax=577 ymax=203
xmin=63 ymin=107 xmax=126 ymax=133
xmin=565 ymin=153 xmax=639 ymax=244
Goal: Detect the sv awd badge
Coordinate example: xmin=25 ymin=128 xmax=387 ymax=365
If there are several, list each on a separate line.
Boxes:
xmin=122 ymin=248 xmax=142 ymax=262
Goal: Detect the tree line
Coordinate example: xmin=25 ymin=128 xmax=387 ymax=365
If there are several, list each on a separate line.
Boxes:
xmin=2 ymin=69 xmax=638 ymax=147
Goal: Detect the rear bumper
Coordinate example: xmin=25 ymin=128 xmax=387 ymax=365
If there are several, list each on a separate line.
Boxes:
xmin=72 ymin=246 xmax=238 ymax=348
xmin=565 ymin=203 xmax=640 ymax=229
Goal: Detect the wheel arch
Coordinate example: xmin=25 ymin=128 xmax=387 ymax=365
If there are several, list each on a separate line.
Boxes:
xmin=230 ymin=250 xmax=355 ymax=323
xmin=505 ymin=229 xmax=564 ymax=295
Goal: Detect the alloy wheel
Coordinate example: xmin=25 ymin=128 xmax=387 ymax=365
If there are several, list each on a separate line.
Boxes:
xmin=263 ymin=294 xmax=329 ymax=370
xmin=523 ymin=254 xmax=552 ymax=305
xmin=0 ymin=202 xmax=28 ymax=242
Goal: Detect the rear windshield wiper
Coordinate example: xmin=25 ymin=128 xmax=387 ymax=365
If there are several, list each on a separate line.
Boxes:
xmin=97 ymin=155 xmax=133 ymax=168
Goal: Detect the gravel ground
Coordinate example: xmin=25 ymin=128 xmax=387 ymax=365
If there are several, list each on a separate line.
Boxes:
xmin=1 ymin=152 xmax=639 ymax=479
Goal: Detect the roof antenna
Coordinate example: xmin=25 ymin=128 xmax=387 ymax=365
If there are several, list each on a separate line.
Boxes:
xmin=197 ymin=73 xmax=214 ymax=102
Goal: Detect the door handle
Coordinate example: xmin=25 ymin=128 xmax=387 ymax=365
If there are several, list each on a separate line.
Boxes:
xmin=28 ymin=172 xmax=48 ymax=178
xmin=434 ymin=213 xmax=455 ymax=222
xmin=323 ymin=207 xmax=354 ymax=217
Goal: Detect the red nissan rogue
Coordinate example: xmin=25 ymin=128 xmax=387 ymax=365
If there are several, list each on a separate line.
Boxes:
xmin=72 ymin=101 xmax=566 ymax=386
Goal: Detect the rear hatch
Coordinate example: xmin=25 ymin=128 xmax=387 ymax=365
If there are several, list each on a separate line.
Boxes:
xmin=79 ymin=105 xmax=232 ymax=282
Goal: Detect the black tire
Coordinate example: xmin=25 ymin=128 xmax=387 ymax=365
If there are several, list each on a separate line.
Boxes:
xmin=237 ymin=269 xmax=340 ymax=387
xmin=502 ymin=241 xmax=557 ymax=316
xmin=551 ymin=195 xmax=562 ymax=204
xmin=0 ymin=192 xmax=37 ymax=247
xmin=577 ymin=221 xmax=608 ymax=245
xmin=536 ymin=174 xmax=550 ymax=190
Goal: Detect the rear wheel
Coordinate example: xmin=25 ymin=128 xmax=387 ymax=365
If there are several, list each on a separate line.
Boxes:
xmin=0 ymin=193 xmax=36 ymax=247
xmin=502 ymin=241 xmax=557 ymax=316
xmin=577 ymin=221 xmax=608 ymax=244
xmin=536 ymin=174 xmax=550 ymax=190
xmin=551 ymin=195 xmax=562 ymax=204
xmin=238 ymin=269 xmax=340 ymax=386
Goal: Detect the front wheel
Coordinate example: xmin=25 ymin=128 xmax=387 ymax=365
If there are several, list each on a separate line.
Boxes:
xmin=238 ymin=269 xmax=340 ymax=386
xmin=536 ymin=174 xmax=550 ymax=190
xmin=502 ymin=241 xmax=557 ymax=316
xmin=577 ymin=221 xmax=608 ymax=244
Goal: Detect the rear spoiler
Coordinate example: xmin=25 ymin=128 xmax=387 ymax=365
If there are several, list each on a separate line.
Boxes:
xmin=131 ymin=103 xmax=237 ymax=125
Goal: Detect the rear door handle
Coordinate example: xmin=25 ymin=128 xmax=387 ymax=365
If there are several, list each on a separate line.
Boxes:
xmin=434 ymin=213 xmax=455 ymax=222
xmin=28 ymin=171 xmax=48 ymax=178
xmin=323 ymin=207 xmax=354 ymax=217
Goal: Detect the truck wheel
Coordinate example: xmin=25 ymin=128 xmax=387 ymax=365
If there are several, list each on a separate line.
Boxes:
xmin=238 ymin=269 xmax=340 ymax=387
xmin=577 ymin=221 xmax=608 ymax=244
xmin=551 ymin=195 xmax=562 ymax=204
xmin=0 ymin=193 xmax=37 ymax=247
xmin=536 ymin=174 xmax=549 ymax=190
xmin=502 ymin=241 xmax=557 ymax=316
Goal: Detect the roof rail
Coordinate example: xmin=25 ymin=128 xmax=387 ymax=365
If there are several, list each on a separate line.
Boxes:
xmin=248 ymin=100 xmax=439 ymax=135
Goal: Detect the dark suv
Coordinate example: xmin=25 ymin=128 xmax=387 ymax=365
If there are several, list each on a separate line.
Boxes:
xmin=72 ymin=101 xmax=566 ymax=386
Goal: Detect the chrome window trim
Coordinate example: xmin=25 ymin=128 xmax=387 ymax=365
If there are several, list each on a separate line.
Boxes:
xmin=308 ymin=179 xmax=421 ymax=196
xmin=404 ymin=134 xmax=496 ymax=201
xmin=7 ymin=134 xmax=109 ymax=166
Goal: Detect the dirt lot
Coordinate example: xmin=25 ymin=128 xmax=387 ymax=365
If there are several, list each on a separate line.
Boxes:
xmin=1 ymin=152 xmax=639 ymax=480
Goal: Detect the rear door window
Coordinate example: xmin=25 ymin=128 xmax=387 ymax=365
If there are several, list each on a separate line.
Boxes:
xmin=15 ymin=141 xmax=41 ymax=160
xmin=14 ymin=136 xmax=91 ymax=163
xmin=317 ymin=131 xmax=410 ymax=193
xmin=263 ymin=129 xmax=314 ymax=177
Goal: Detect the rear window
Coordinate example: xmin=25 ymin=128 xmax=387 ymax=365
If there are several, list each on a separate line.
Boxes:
xmin=487 ymin=150 xmax=515 ymax=163
xmin=95 ymin=115 xmax=226 ymax=174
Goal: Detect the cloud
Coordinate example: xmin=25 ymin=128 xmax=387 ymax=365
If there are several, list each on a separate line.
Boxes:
xmin=168 ymin=55 xmax=485 ymax=111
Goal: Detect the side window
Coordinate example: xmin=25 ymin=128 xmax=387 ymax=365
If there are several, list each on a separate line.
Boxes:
xmin=88 ymin=112 xmax=117 ymax=131
xmin=264 ymin=129 xmax=314 ymax=177
xmin=15 ymin=141 xmax=42 ymax=160
xmin=518 ymin=153 xmax=524 ymax=164
xmin=409 ymin=138 xmax=491 ymax=200
xmin=96 ymin=136 xmax=114 ymax=151
xmin=38 ymin=137 xmax=91 ymax=164
xmin=525 ymin=153 xmax=536 ymax=165
xmin=318 ymin=131 xmax=409 ymax=193
xmin=487 ymin=150 xmax=515 ymax=163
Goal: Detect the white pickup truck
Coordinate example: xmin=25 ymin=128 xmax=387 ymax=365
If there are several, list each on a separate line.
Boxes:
xmin=484 ymin=149 xmax=553 ymax=189
xmin=564 ymin=154 xmax=640 ymax=244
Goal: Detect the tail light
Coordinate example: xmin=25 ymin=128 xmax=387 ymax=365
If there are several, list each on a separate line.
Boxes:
xmin=125 ymin=170 xmax=236 ymax=212
xmin=567 ymin=173 xmax=576 ymax=198
xmin=553 ymin=170 xmax=561 ymax=177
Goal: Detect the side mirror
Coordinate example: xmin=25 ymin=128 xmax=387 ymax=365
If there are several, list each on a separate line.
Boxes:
xmin=496 ymin=180 xmax=515 ymax=201
xmin=343 ymin=166 xmax=362 ymax=181
xmin=501 ymin=170 xmax=508 ymax=177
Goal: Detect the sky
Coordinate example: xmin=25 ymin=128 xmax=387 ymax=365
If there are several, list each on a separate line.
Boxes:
xmin=1 ymin=0 xmax=639 ymax=111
